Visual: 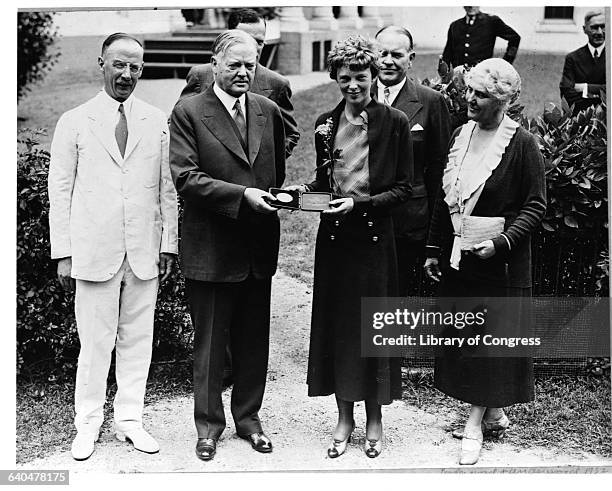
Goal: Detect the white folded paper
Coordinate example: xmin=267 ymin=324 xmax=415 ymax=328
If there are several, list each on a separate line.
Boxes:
xmin=460 ymin=216 xmax=505 ymax=250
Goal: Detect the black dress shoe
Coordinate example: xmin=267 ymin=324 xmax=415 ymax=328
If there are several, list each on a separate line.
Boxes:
xmin=195 ymin=438 xmax=217 ymax=461
xmin=239 ymin=432 xmax=273 ymax=453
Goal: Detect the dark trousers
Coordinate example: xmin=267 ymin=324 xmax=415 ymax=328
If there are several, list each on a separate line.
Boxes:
xmin=185 ymin=276 xmax=272 ymax=439
xmin=395 ymin=237 xmax=426 ymax=297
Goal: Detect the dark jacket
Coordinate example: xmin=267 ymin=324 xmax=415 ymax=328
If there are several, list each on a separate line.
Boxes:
xmin=373 ymin=78 xmax=451 ymax=240
xmin=307 ymin=98 xmax=413 ymax=216
xmin=442 ymin=12 xmax=520 ymax=68
xmin=560 ymin=45 xmax=606 ymax=115
xmin=180 ymin=62 xmax=300 ymax=157
xmin=169 ymin=86 xmax=286 ymax=282
xmin=427 ymin=126 xmax=546 ymax=288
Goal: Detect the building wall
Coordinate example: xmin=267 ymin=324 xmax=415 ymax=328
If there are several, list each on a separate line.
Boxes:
xmin=53 ymin=9 xmax=185 ymax=37
xmin=383 ymin=6 xmax=604 ymax=54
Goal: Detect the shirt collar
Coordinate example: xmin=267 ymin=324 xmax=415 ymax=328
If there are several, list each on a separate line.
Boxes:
xmin=465 ymin=12 xmax=480 ymax=24
xmin=213 ymin=83 xmax=246 ymax=117
xmin=377 ymin=76 xmax=407 ymax=104
xmin=587 ymin=43 xmax=604 ymax=57
xmin=99 ymin=88 xmax=134 ymax=118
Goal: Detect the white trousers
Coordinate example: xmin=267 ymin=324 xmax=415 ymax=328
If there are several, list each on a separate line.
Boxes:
xmin=74 ymin=256 xmax=158 ymax=435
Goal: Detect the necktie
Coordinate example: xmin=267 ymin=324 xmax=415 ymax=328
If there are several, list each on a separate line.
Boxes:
xmin=115 ymin=103 xmax=128 ymax=158
xmin=383 ymin=87 xmax=391 ymax=106
xmin=593 ymin=49 xmax=599 ymax=59
xmin=233 ymin=99 xmax=247 ymax=144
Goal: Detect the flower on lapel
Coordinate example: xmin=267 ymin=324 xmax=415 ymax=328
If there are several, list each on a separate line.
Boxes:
xmin=314 ymin=117 xmax=342 ymax=176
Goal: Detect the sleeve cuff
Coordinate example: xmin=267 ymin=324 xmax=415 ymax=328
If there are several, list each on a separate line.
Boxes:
xmin=492 ymin=234 xmax=511 ymax=253
xmin=426 ymin=245 xmax=441 ymax=258
xmin=352 ymin=195 xmax=371 ymax=213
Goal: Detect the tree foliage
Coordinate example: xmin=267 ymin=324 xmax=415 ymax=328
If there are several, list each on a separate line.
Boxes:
xmin=17 ymin=12 xmax=60 ymax=102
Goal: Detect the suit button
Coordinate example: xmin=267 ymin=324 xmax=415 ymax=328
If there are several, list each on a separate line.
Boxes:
xmin=465 ymin=53 xmax=469 ymax=57
xmin=362 ymin=212 xmax=368 ymax=217
xmin=330 ymin=235 xmax=335 ymax=241
xmin=367 ymin=221 xmax=373 ymax=227
xmin=372 ymin=236 xmax=379 ymax=243
xmin=122 ymin=168 xmax=128 ymax=174
xmin=465 ymin=43 xmax=469 ymax=47
xmin=334 ymin=220 xmax=340 ymax=227
xmin=466 ymin=33 xmax=470 ymax=37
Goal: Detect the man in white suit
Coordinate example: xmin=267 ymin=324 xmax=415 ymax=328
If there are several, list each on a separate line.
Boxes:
xmin=48 ymin=33 xmax=178 ymax=461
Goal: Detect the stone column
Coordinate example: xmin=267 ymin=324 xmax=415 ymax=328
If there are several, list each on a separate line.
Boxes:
xmin=337 ymin=6 xmax=363 ymax=30
xmin=279 ymin=6 xmax=309 ymax=32
xmin=361 ymin=6 xmax=384 ymax=29
xmin=310 ymin=6 xmax=338 ymax=31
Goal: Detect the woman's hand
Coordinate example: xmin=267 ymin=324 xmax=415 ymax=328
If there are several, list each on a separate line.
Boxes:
xmin=424 ymin=257 xmax=442 ymax=282
xmin=284 ymin=184 xmax=307 ymax=193
xmin=322 ymin=197 xmax=354 ymax=216
xmin=471 ymin=240 xmax=496 ymax=259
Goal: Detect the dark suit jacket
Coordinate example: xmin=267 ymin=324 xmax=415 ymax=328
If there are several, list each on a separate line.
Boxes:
xmin=560 ymin=45 xmax=606 ymax=115
xmin=180 ymin=62 xmax=299 ymax=157
xmin=307 ymin=98 xmax=413 ymax=215
xmin=169 ymin=86 xmax=286 ymax=282
xmin=373 ymin=79 xmax=451 ymax=241
xmin=442 ymin=12 xmax=520 ymax=68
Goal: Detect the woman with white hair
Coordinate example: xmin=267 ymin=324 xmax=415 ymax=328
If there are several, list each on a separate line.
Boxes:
xmin=424 ymin=58 xmax=546 ymax=465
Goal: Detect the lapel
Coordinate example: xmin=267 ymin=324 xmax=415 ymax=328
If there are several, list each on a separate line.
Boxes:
xmin=392 ymin=78 xmax=422 ymax=123
xmin=86 ymin=93 xmax=123 ymax=166
xmin=251 ymin=64 xmax=273 ymax=99
xmin=200 ymin=87 xmax=250 ymax=166
xmin=246 ymin=93 xmax=267 ymax=165
xmin=123 ymin=98 xmax=147 ymax=162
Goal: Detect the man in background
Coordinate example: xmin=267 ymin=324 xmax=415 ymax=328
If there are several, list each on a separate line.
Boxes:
xmin=442 ymin=6 xmax=520 ymax=69
xmin=375 ymin=26 xmax=451 ymax=296
xmin=560 ymin=10 xmax=606 ymax=115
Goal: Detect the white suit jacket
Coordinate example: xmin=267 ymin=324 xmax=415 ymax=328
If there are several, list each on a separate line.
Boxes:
xmin=48 ymin=91 xmax=178 ymax=281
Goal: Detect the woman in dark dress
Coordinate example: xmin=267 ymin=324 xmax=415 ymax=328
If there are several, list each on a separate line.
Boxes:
xmin=424 ymin=58 xmax=546 ymax=465
xmin=286 ymin=35 xmax=413 ymax=458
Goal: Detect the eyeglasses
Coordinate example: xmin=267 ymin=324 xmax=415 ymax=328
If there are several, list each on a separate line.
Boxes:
xmin=112 ymin=60 xmax=143 ymax=74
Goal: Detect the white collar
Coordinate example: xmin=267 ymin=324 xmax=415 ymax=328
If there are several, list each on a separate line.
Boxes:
xmin=99 ymin=89 xmax=134 ymax=119
xmin=588 ymin=43 xmax=604 ymax=58
xmin=213 ymin=83 xmax=246 ymax=118
xmin=377 ymin=77 xmax=407 ymax=105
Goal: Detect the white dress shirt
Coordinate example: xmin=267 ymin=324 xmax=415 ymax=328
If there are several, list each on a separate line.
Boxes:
xmin=377 ymin=77 xmax=407 ymax=106
xmin=213 ymin=83 xmax=247 ymax=120
xmin=100 ymin=88 xmax=135 ymax=127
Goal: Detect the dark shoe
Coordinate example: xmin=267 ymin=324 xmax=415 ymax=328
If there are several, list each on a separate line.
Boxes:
xmin=195 ymin=438 xmax=217 ymax=461
xmin=239 ymin=432 xmax=273 ymax=453
xmin=364 ymin=437 xmax=383 ymax=459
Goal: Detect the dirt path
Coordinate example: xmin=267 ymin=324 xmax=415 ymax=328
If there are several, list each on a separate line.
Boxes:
xmin=20 ymin=271 xmax=610 ymax=473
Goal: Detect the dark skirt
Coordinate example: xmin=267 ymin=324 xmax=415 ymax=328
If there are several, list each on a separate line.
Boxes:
xmin=434 ymin=267 xmax=534 ymax=407
xmin=307 ymin=212 xmax=402 ymax=405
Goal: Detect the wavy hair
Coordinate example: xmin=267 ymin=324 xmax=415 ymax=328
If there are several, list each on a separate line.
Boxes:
xmin=466 ymin=58 xmax=522 ymax=108
xmin=327 ymin=35 xmax=380 ymax=80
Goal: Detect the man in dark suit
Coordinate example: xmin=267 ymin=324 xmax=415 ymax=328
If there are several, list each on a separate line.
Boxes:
xmin=180 ymin=8 xmax=299 ymax=158
xmin=442 ymin=6 xmax=520 ymax=69
xmin=560 ymin=10 xmax=606 ymax=115
xmin=169 ymin=29 xmax=285 ymax=462
xmin=375 ymin=26 xmax=451 ymax=296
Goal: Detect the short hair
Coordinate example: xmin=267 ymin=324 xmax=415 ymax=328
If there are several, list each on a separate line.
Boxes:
xmin=327 ymin=35 xmax=380 ymax=80
xmin=375 ymin=25 xmax=414 ymax=51
xmin=584 ymin=10 xmax=604 ymax=25
xmin=466 ymin=58 xmax=522 ymax=107
xmin=211 ymin=29 xmax=258 ymax=59
xmin=101 ymin=33 xmax=142 ymax=57
xmin=228 ymin=8 xmax=264 ymax=29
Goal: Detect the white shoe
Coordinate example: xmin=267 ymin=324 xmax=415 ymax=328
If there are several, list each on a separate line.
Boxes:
xmin=116 ymin=428 xmax=159 ymax=454
xmin=71 ymin=432 xmax=98 ymax=461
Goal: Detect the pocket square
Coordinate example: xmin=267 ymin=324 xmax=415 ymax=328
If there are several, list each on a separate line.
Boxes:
xmin=410 ymin=123 xmax=424 ymax=131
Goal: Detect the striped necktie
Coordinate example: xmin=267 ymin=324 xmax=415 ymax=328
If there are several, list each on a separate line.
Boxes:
xmin=383 ymin=87 xmax=391 ymax=106
xmin=115 ymin=103 xmax=128 ymax=158
xmin=233 ymin=99 xmax=247 ymax=145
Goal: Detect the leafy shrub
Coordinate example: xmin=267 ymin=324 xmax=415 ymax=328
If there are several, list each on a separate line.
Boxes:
xmin=17 ymin=129 xmax=192 ymax=380
xmin=17 ymin=12 xmax=60 ymax=102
